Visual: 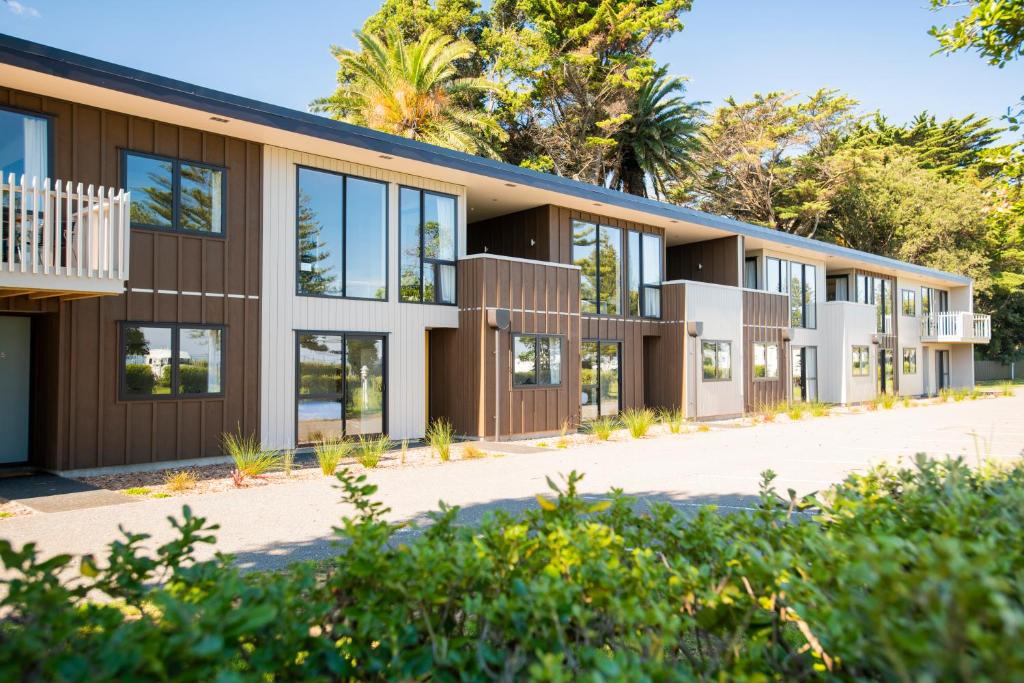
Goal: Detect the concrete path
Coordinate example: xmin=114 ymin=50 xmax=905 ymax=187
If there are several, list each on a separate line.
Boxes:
xmin=2 ymin=395 xmax=1022 ymax=573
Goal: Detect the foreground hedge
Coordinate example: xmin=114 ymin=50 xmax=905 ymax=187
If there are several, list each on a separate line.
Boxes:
xmin=2 ymin=456 xmax=1024 ymax=680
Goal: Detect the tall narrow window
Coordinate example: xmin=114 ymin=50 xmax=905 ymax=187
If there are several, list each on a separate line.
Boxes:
xmin=573 ymin=221 xmax=622 ymax=315
xmin=400 ymin=187 xmax=457 ymax=304
xmin=851 ymin=346 xmax=870 ymax=377
xmin=701 ymin=341 xmax=732 ymax=381
xmin=753 ymin=342 xmax=779 ymax=379
xmin=789 ymin=262 xmax=816 ymax=328
xmin=296 ymin=332 xmax=386 ymax=443
xmin=902 ymin=347 xmax=918 ymax=375
xmin=0 ymin=109 xmax=49 ymax=182
xmin=581 ymin=341 xmax=620 ymax=420
xmin=826 ymin=275 xmax=849 ymax=302
xmin=744 ymin=257 xmax=758 ymax=289
xmin=296 ymin=167 xmax=387 ymax=299
xmin=120 ymin=323 xmax=224 ymax=399
xmin=627 ymin=230 xmax=662 ymax=318
xmin=901 ymin=289 xmax=916 ymax=316
xmin=124 ymin=152 xmax=224 ymax=234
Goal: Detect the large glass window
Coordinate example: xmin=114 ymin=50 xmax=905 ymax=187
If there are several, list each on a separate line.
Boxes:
xmin=296 ymin=167 xmax=386 ymax=299
xmin=512 ymin=334 xmax=562 ymax=387
xmin=121 ymin=323 xmax=224 ymax=399
xmin=852 ymin=346 xmax=870 ymax=377
xmin=701 ymin=340 xmax=732 ymax=381
xmin=826 ymin=275 xmax=849 ymax=302
xmin=753 ymin=342 xmax=779 ymax=380
xmin=581 ymin=341 xmax=620 ymax=420
xmin=400 ymin=188 xmax=457 ymax=304
xmin=0 ymin=108 xmax=49 ymax=182
xmin=921 ymin=287 xmax=948 ymax=315
xmin=627 ymin=230 xmax=662 ymax=318
xmin=765 ymin=257 xmax=787 ymax=294
xmin=858 ymin=274 xmax=893 ymax=333
xmin=573 ymin=221 xmax=622 ymax=315
xmin=296 ymin=332 xmax=386 ymax=443
xmin=789 ymin=262 xmax=816 ymax=328
xmin=124 ymin=152 xmax=223 ymax=234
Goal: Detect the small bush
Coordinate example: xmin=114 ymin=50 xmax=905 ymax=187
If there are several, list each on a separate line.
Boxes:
xmin=880 ymin=393 xmax=897 ymax=410
xmin=697 ymin=423 xmax=711 ymax=433
xmin=786 ymin=403 xmax=806 ymax=420
xmin=425 ymin=418 xmax=454 ymax=462
xmin=555 ymin=420 xmax=571 ymax=449
xmin=658 ymin=408 xmax=685 ymax=434
xmin=356 ymin=434 xmax=391 ymax=469
xmin=124 ymin=364 xmax=155 ymax=394
xmin=999 ymin=381 xmax=1016 ymax=397
xmin=620 ymin=408 xmax=655 ymax=439
xmin=901 ymin=396 xmax=912 ymax=408
xmin=124 ymin=487 xmax=150 ymax=496
xmin=586 ymin=416 xmax=618 ymax=441
xmin=461 ymin=443 xmax=486 ymax=459
xmin=178 ymin=364 xmax=211 ymax=394
xmin=953 ymin=387 xmax=969 ymax=402
xmin=808 ymin=401 xmax=830 ymax=417
xmin=969 ymin=388 xmax=983 ymax=400
xmin=536 ymin=441 xmax=549 ymax=447
xmin=163 ymin=470 xmax=197 ymax=493
xmin=314 ymin=437 xmax=351 ymax=476
xmin=282 ymin=450 xmax=295 ymax=477
xmin=757 ymin=402 xmax=781 ymax=423
xmin=222 ymin=430 xmax=281 ymax=485
xmin=938 ymin=387 xmax=952 ymax=402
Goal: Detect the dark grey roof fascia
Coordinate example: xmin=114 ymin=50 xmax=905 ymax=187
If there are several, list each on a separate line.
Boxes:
xmin=0 ymin=33 xmax=970 ymax=285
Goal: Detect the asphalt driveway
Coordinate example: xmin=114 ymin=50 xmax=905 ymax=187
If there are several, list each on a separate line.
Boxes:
xmin=2 ymin=394 xmax=1022 ymax=573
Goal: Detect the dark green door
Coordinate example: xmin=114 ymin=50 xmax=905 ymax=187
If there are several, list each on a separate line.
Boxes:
xmin=0 ymin=316 xmax=30 ymax=464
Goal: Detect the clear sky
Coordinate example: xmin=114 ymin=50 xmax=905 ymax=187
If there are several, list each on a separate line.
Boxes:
xmin=3 ymin=0 xmax=1022 ymax=131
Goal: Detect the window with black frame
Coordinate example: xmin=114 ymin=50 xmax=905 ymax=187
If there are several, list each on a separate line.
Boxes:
xmin=296 ymin=167 xmax=387 ymax=300
xmin=627 ymin=230 xmax=662 ymax=318
xmin=124 ymin=152 xmax=224 ymax=235
xmin=902 ymin=347 xmax=918 ymax=374
xmin=789 ymin=262 xmax=816 ymax=328
xmin=901 ymin=289 xmax=916 ymax=316
xmin=857 ymin=274 xmax=894 ymax=333
xmin=120 ymin=323 xmax=223 ymax=399
xmin=512 ymin=334 xmax=562 ymax=386
xmin=851 ymin=346 xmax=870 ymax=377
xmin=702 ymin=340 xmax=732 ymax=381
xmin=581 ymin=341 xmax=620 ymax=420
xmin=573 ymin=221 xmax=622 ymax=315
xmin=826 ymin=275 xmax=849 ymax=302
xmin=296 ymin=332 xmax=385 ymax=443
xmin=399 ymin=187 xmax=457 ymax=304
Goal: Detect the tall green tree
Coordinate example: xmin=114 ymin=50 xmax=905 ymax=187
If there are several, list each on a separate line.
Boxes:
xmin=313 ymin=29 xmax=506 ymax=158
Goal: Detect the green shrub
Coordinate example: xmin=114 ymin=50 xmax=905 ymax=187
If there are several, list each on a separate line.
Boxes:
xmin=178 ymin=364 xmax=210 ymax=394
xmin=5 ymin=457 xmax=1024 ymax=680
xmin=123 ymin=487 xmax=150 ymax=496
xmin=585 ymin=415 xmax=618 ymax=441
xmin=314 ymin=437 xmax=350 ymax=476
xmin=658 ymin=407 xmax=685 ymax=433
xmin=124 ymin=363 xmax=155 ymax=394
xmin=356 ymin=434 xmax=390 ymax=469
xmin=425 ymin=418 xmax=454 ymax=462
xmin=619 ymin=408 xmax=655 ymax=438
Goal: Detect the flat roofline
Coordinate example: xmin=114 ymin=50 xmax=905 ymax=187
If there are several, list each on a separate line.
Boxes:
xmin=0 ymin=33 xmax=970 ymax=286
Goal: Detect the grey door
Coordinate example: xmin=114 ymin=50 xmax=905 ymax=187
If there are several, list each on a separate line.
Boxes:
xmin=937 ymin=351 xmax=951 ymax=390
xmin=0 ymin=316 xmax=30 ymax=464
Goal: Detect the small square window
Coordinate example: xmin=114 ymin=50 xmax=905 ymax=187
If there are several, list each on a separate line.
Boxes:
xmin=512 ymin=334 xmax=562 ymax=387
xmin=702 ymin=340 xmax=732 ymax=381
xmin=121 ymin=323 xmax=224 ymax=399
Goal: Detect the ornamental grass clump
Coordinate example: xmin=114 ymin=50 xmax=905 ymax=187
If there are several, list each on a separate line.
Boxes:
xmin=356 ymin=434 xmax=391 ymax=469
xmin=425 ymin=418 xmax=455 ymax=462
xmin=880 ymin=393 xmax=897 ymax=410
xmin=658 ymin=407 xmax=685 ymax=434
xmin=757 ymin=401 xmax=781 ymax=423
xmin=619 ymin=408 xmax=655 ymax=439
xmin=786 ymin=403 xmax=806 ymax=420
xmin=953 ymin=387 xmax=969 ymax=402
xmin=999 ymin=381 xmax=1016 ymax=397
xmin=222 ymin=430 xmax=281 ymax=486
xmin=586 ymin=416 xmax=618 ymax=441
xmin=808 ymin=401 xmax=830 ymax=417
xmin=163 ymin=470 xmax=197 ymax=493
xmin=555 ymin=420 xmax=572 ymax=449
xmin=314 ymin=437 xmax=351 ymax=476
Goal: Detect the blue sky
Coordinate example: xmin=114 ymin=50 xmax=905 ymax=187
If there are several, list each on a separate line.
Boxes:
xmin=4 ymin=0 xmax=1022 ymax=131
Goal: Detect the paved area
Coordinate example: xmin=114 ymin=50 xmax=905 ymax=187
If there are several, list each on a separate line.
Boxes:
xmin=0 ymin=473 xmax=134 ymax=512
xmin=1 ymin=395 xmax=1022 ymax=573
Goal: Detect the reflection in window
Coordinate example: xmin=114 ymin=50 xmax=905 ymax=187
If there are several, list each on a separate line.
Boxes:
xmin=296 ymin=332 xmax=386 ymax=444
xmin=512 ymin=334 xmax=562 ymax=386
xmin=400 ymin=188 xmax=457 ymax=304
xmin=702 ymin=341 xmax=732 ymax=381
xmin=852 ymin=346 xmax=870 ymax=377
xmin=581 ymin=341 xmax=620 ymax=420
xmin=573 ymin=221 xmax=622 ymax=315
xmin=125 ymin=152 xmax=223 ymax=234
xmin=0 ymin=109 xmax=48 ymax=182
xmin=121 ymin=324 xmax=223 ymax=398
xmin=296 ymin=168 xmax=386 ymax=299
xmin=789 ymin=262 xmax=816 ymax=328
xmin=901 ymin=289 xmax=916 ymax=316
xmin=753 ymin=342 xmax=779 ymax=379
xmin=826 ymin=275 xmax=849 ymax=302
xmin=902 ymin=347 xmax=918 ymax=375
xmin=627 ymin=231 xmax=662 ymax=318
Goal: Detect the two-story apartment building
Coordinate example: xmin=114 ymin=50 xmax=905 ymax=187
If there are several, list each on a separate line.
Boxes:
xmin=0 ymin=35 xmax=989 ymax=470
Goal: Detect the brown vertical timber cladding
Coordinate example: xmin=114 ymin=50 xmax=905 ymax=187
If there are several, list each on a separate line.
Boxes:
xmin=666 ymin=236 xmax=741 ymax=286
xmin=642 ymin=282 xmax=686 ymax=410
xmin=430 ymin=256 xmax=580 ymax=437
xmin=743 ymin=290 xmax=790 ymax=411
xmin=0 ymin=86 xmax=261 ymax=469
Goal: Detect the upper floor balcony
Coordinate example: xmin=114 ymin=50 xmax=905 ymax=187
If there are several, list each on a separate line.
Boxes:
xmin=1 ymin=175 xmax=130 ymax=299
xmin=920 ymin=311 xmax=991 ymax=344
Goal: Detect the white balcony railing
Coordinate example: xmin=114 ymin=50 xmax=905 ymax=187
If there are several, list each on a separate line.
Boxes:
xmin=1 ymin=174 xmax=130 ymax=295
xmin=920 ymin=311 xmax=991 ymax=343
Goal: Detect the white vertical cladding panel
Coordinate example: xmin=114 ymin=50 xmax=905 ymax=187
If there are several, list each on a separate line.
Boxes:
xmin=261 ymin=146 xmax=465 ymax=448
xmin=684 ymin=281 xmax=744 ymax=417
xmin=818 ymin=301 xmax=876 ymax=405
xmin=950 ymin=344 xmax=975 ymax=389
xmin=949 ymin=283 xmax=973 ymax=312
xmin=895 ymin=276 xmax=925 ymax=396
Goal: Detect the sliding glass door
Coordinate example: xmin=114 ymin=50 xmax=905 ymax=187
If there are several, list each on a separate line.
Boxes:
xmin=791 ymin=346 xmax=818 ymax=402
xmin=296 ymin=332 xmax=386 ymax=444
xmin=581 ymin=341 xmax=620 ymax=421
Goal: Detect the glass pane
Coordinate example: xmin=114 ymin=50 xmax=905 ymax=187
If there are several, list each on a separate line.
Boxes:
xmin=642 ymin=286 xmax=661 ymax=318
xmin=580 ymin=341 xmax=598 ymax=420
xmin=123 ymin=325 xmax=173 ymax=396
xmin=753 ymin=343 xmax=766 ymax=378
xmin=598 ymin=226 xmax=622 ymax=315
xmin=297 ymin=168 xmax=343 ymax=296
xmin=792 ymin=347 xmax=804 ymax=401
xmin=423 ymin=192 xmax=456 ymax=261
xmin=572 ymin=221 xmax=598 ymax=313
xmin=790 ymin=264 xmax=803 ymax=327
xmin=298 ymin=333 xmax=343 ymax=396
xmin=179 ymin=328 xmax=222 ymax=394
xmin=345 ymin=337 xmax=384 ymax=436
xmin=921 ymin=288 xmax=930 ymax=316
xmin=766 ymin=343 xmax=779 ymax=379
xmin=744 ymin=258 xmax=757 ymax=289
xmin=717 ymin=342 xmax=732 ymax=380
xmin=642 ymin=233 xmax=661 ymax=286
xmin=180 ymin=164 xmax=223 ymax=233
xmin=804 ymin=265 xmax=816 ymax=328
xmin=423 ymin=262 xmax=436 ymax=303
xmin=538 ymin=336 xmax=561 ymax=385
xmin=400 ymin=188 xmax=422 ymax=302
xmin=599 ymin=342 xmax=620 ymax=416
xmin=437 ymin=263 xmax=456 ymax=304
xmin=627 ymin=231 xmax=640 ymax=316
xmin=126 ymin=154 xmax=173 ymax=228
xmin=702 ymin=342 xmax=716 ymax=380
xmin=345 ymin=177 xmax=387 ymax=299
xmin=298 ymin=399 xmax=343 ymax=444
xmin=513 ymin=336 xmax=536 ymax=386
xmin=0 ymin=110 xmax=48 ymax=181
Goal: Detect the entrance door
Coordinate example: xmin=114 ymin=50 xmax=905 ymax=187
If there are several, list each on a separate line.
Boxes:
xmin=791 ymin=346 xmax=818 ymax=402
xmin=937 ymin=350 xmax=951 ymax=390
xmin=877 ymin=348 xmax=894 ymax=395
xmin=581 ymin=341 xmax=620 ymax=421
xmin=0 ymin=316 xmax=30 ymax=464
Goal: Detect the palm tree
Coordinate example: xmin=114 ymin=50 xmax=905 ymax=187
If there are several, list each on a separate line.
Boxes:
xmin=313 ymin=29 xmax=506 ymax=159
xmin=609 ymin=71 xmax=704 ymax=197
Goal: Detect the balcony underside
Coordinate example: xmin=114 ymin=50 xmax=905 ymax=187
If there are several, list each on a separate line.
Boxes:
xmin=0 ymin=275 xmax=123 ymax=301
xmin=920 ymin=334 xmax=989 ymax=344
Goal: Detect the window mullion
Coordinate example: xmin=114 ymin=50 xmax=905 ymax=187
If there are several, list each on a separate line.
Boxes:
xmin=171 ymin=326 xmax=179 ymax=396
xmin=341 ymin=177 xmax=347 ymax=298
xmin=172 ymin=161 xmax=181 ymax=231
xmin=419 ymin=192 xmax=426 ymax=302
